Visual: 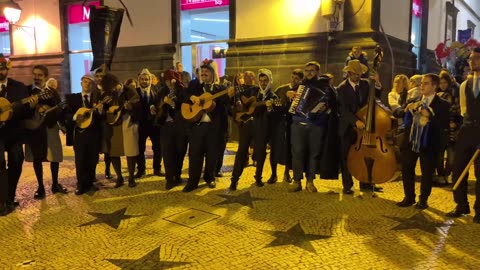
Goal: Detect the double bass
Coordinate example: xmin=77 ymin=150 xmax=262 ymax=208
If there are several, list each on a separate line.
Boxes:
xmin=347 ymin=45 xmax=398 ymax=186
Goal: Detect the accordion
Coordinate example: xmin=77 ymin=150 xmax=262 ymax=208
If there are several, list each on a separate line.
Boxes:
xmin=288 ymin=85 xmax=327 ymax=116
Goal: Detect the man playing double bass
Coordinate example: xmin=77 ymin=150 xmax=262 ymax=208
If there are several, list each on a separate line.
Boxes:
xmin=336 ymin=60 xmax=383 ymax=194
xmin=447 ymin=47 xmax=480 ymax=222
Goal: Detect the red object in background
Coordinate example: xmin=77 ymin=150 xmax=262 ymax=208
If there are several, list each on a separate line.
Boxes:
xmin=68 ymin=1 xmax=100 ymax=24
xmin=181 ymin=0 xmax=229 ymax=11
xmin=0 ymin=17 xmax=9 ymax=33
xmin=412 ymin=0 xmax=422 ymax=17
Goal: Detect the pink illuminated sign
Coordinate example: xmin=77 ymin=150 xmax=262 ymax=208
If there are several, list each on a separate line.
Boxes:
xmin=68 ymin=1 xmax=100 ymax=24
xmin=181 ymin=0 xmax=229 ymax=11
xmin=0 ymin=17 xmax=9 ymax=33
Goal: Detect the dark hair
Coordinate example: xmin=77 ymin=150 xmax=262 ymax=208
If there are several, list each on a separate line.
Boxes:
xmin=439 ymin=72 xmax=453 ymax=88
xmin=424 ymin=73 xmax=440 ymax=87
xmin=94 ymin=68 xmax=104 ymax=74
xmin=305 ymin=61 xmax=320 ymax=71
xmin=33 ymin=65 xmax=49 ymax=76
xmin=292 ymin=69 xmax=304 ymax=79
xmin=100 ymin=72 xmax=120 ymax=93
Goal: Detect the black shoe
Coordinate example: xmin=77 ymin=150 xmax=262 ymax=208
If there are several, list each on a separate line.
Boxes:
xmin=128 ymin=179 xmax=137 ymax=188
xmin=166 ymin=181 xmax=175 ymax=190
xmin=360 ymin=184 xmax=383 ymax=192
xmin=105 ymin=171 xmax=112 ymax=180
xmin=183 ymin=184 xmax=198 ymax=193
xmin=415 ymin=201 xmax=429 ymax=210
xmin=114 ymin=178 xmax=124 ymax=188
xmin=229 ymin=182 xmax=238 ymax=191
xmin=215 ymin=172 xmax=223 ymax=177
xmin=473 ymin=215 xmax=480 ymax=224
xmin=153 ymin=170 xmax=162 ymax=176
xmin=396 ymin=198 xmax=416 ymax=207
xmin=175 ymin=177 xmax=184 ymax=185
xmin=206 ymin=181 xmax=216 ymax=189
xmin=446 ymin=208 xmax=471 ymax=218
xmin=267 ymin=175 xmax=278 ymax=184
xmin=283 ymin=174 xmax=292 ymax=183
xmin=135 ymin=171 xmax=145 ymax=179
xmin=0 ymin=204 xmax=12 ymax=216
xmin=342 ymin=189 xmax=354 ymax=195
xmin=255 ymin=179 xmax=264 ymax=187
xmin=52 ymin=184 xmax=68 ymax=194
xmin=34 ymin=188 xmax=46 ymax=200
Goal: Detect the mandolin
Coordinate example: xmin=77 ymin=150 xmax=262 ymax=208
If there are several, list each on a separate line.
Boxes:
xmin=106 ymin=95 xmax=140 ymax=125
xmin=75 ymin=96 xmax=112 ymax=129
xmin=234 ymin=96 xmax=283 ymax=123
xmin=0 ymin=91 xmax=52 ymax=124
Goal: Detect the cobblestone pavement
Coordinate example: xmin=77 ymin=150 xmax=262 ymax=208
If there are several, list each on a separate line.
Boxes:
xmin=1 ymin=136 xmax=480 ymax=269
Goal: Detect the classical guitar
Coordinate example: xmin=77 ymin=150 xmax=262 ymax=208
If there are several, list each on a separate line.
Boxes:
xmin=106 ymin=95 xmax=140 ymax=125
xmin=75 ymin=96 xmax=112 ymax=129
xmin=23 ymin=100 xmax=68 ymax=130
xmin=153 ymin=85 xmax=177 ymax=126
xmin=181 ymin=86 xmax=233 ymax=122
xmin=0 ymin=91 xmax=52 ymax=125
xmin=234 ymin=96 xmax=283 ymax=123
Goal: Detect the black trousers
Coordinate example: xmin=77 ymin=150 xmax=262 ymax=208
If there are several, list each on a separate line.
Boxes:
xmin=74 ymin=128 xmax=100 ymax=191
xmin=0 ymin=138 xmax=24 ymax=204
xmin=161 ymin=122 xmax=185 ymax=185
xmin=290 ymin=121 xmax=324 ymax=181
xmin=231 ymin=121 xmax=254 ymax=182
xmin=452 ymin=125 xmax=480 ymax=211
xmin=252 ymin=117 xmax=269 ymax=181
xmin=187 ymin=122 xmax=219 ymax=187
xmin=215 ymin=125 xmax=228 ymax=174
xmin=137 ymin=122 xmax=162 ymax=172
xmin=339 ymin=130 xmax=355 ymax=191
xmin=401 ymin=146 xmax=436 ymax=202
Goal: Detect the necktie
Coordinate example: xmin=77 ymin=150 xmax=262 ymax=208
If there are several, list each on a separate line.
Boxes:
xmin=0 ymin=84 xmax=6 ymax=98
xmin=83 ymin=94 xmax=91 ymax=108
xmin=474 ymin=77 xmax=480 ymax=98
xmin=354 ymin=84 xmax=361 ymax=105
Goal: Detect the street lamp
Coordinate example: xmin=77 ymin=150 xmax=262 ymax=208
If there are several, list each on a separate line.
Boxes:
xmin=0 ymin=0 xmax=37 ymax=55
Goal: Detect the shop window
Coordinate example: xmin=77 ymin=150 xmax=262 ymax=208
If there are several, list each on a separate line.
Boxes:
xmin=0 ymin=16 xmax=11 ymax=55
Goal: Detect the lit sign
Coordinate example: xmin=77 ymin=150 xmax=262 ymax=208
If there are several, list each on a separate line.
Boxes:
xmin=68 ymin=1 xmax=100 ymax=24
xmin=181 ymin=0 xmax=229 ymax=11
xmin=412 ymin=0 xmax=422 ymax=17
xmin=0 ymin=17 xmax=9 ymax=33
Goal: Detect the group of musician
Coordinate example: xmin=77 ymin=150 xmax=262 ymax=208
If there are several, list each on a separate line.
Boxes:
xmin=0 ymin=47 xmax=479 ymax=223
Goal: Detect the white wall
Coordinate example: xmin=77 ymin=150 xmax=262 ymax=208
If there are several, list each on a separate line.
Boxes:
xmin=380 ymin=0 xmax=410 ymax=41
xmin=456 ymin=0 xmax=480 ymax=40
xmin=236 ymin=0 xmax=329 ymax=39
xmin=105 ymin=0 xmax=172 ymax=47
xmin=13 ymin=0 xmax=62 ymax=55
xmin=427 ymin=0 xmax=448 ymax=50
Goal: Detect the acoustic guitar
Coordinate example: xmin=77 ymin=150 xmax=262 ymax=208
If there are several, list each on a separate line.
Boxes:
xmin=22 ymin=101 xmax=68 ymax=130
xmin=181 ymin=87 xmax=233 ymax=122
xmin=106 ymin=95 xmax=140 ymax=125
xmin=75 ymin=96 xmax=112 ymax=129
xmin=153 ymin=86 xmax=177 ymax=126
xmin=234 ymin=96 xmax=283 ymax=123
xmin=0 ymin=91 xmax=52 ymax=125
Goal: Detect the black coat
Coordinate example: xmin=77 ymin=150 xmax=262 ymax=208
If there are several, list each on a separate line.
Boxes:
xmin=64 ymin=92 xmax=101 ymax=146
xmin=1 ymin=78 xmax=29 ymax=142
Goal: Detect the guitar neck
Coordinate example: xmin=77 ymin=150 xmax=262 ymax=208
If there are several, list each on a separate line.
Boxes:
xmin=208 ymin=88 xmax=230 ymax=101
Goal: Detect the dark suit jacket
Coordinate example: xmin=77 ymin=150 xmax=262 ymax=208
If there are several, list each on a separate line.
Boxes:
xmin=1 ymin=78 xmax=29 ymax=141
xmin=336 ymin=79 xmax=382 ymax=136
xmin=136 ymin=85 xmax=161 ymax=125
xmin=64 ymin=92 xmax=100 ymax=146
xmin=403 ymin=95 xmax=450 ymax=152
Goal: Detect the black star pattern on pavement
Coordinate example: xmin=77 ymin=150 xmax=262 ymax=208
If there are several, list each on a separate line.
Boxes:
xmin=385 ymin=213 xmax=455 ymax=235
xmin=107 ymin=246 xmax=190 ymax=269
xmin=79 ymin=207 xmax=144 ymax=229
xmin=263 ymin=223 xmax=331 ymax=254
xmin=215 ymin=191 xmax=268 ymax=208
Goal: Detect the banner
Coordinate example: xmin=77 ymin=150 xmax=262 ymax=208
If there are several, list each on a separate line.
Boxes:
xmin=457 ymin=29 xmax=472 ymax=44
xmin=89 ymin=6 xmax=124 ymax=71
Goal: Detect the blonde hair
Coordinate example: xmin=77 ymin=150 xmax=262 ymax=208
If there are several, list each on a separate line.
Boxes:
xmin=393 ymin=74 xmax=409 ymax=94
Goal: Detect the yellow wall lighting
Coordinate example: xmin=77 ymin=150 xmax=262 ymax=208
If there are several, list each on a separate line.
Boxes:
xmin=272 ymin=0 xmax=321 ymax=33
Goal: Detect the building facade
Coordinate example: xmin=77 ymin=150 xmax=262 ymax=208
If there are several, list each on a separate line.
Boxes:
xmin=3 ymin=0 xmax=480 ymax=93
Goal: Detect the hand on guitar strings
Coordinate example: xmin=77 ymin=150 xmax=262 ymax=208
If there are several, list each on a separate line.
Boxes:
xmin=124 ymin=102 xmax=133 ymax=111
xmin=76 ymin=114 xmax=85 ymax=123
xmin=190 ymin=95 xmax=200 ymax=104
xmin=164 ymin=96 xmax=175 ymax=108
xmin=150 ymin=105 xmax=157 ymax=115
xmin=95 ymin=103 xmax=104 ymax=112
xmin=28 ymin=95 xmax=39 ymax=109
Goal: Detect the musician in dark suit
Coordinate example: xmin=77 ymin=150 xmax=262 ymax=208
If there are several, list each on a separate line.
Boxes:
xmin=183 ymin=59 xmax=234 ymax=192
xmin=447 ymin=48 xmax=480 ymax=221
xmin=397 ymin=74 xmax=450 ymax=209
xmin=336 ymin=60 xmax=383 ymax=194
xmin=135 ymin=68 xmax=163 ymax=178
xmin=64 ymin=74 xmax=102 ymax=195
xmin=24 ymin=65 xmax=67 ymax=200
xmin=157 ymin=70 xmax=185 ymax=190
xmin=0 ymin=55 xmax=30 ymax=215
xmin=288 ymin=61 xmax=337 ymax=192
